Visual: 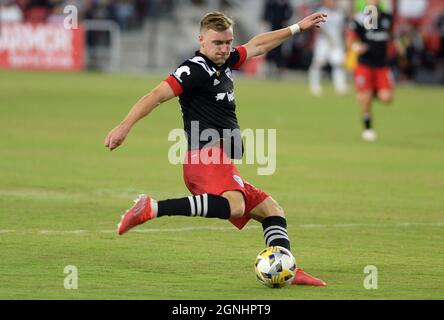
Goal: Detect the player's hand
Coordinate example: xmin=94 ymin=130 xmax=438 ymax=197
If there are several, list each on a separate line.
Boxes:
xmin=297 ymin=12 xmax=327 ymax=31
xmin=352 ymin=42 xmax=369 ymax=54
xmin=104 ymin=124 xmax=130 ymax=151
xmin=357 ymin=43 xmax=369 ymax=54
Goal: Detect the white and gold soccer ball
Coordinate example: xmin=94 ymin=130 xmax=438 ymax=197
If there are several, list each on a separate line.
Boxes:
xmin=254 ymin=246 xmax=296 ymax=288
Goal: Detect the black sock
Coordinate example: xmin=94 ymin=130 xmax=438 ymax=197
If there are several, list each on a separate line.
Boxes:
xmin=157 ymin=194 xmax=231 ymax=219
xmin=262 ymin=216 xmax=291 ymax=251
xmin=363 ymin=113 xmax=372 ymax=130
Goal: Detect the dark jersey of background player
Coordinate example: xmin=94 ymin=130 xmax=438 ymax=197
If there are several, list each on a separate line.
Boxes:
xmin=165 ymin=47 xmax=247 ymax=159
xmin=349 ymin=11 xmax=393 ymax=67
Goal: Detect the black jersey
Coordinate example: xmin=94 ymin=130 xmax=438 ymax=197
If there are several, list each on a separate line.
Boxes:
xmin=349 ymin=12 xmax=393 ymax=67
xmin=165 ymin=46 xmax=247 ymax=159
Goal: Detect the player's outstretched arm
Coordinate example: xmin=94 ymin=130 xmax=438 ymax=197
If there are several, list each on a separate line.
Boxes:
xmin=243 ymin=12 xmax=327 ymax=60
xmin=104 ymin=81 xmax=175 ymax=151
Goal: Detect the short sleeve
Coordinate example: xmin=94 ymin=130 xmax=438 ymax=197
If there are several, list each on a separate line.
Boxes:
xmin=228 ymin=46 xmax=247 ymax=70
xmin=347 ymin=20 xmax=359 ymax=41
xmin=164 ymin=61 xmax=209 ymax=96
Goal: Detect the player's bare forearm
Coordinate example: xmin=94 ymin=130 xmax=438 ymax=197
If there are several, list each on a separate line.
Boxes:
xmin=245 ymin=28 xmax=293 ymax=58
xmin=104 ymin=82 xmax=175 ymax=151
xmin=244 ymin=12 xmax=327 ymax=60
xmin=121 ymin=92 xmax=160 ymax=128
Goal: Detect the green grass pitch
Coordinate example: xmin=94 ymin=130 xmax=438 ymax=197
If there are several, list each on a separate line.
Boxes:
xmin=0 ymin=70 xmax=443 ymax=299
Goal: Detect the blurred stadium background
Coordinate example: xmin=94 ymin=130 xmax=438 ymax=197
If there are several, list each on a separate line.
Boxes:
xmin=1 ymin=0 xmax=444 ymax=83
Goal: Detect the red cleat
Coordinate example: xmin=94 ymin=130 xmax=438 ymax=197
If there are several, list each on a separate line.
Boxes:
xmin=292 ymin=268 xmax=327 ymax=286
xmin=117 ymin=195 xmax=154 ymax=235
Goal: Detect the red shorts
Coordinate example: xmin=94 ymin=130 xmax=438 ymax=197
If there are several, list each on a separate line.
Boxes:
xmin=183 ymin=146 xmax=269 ymax=230
xmin=354 ymin=63 xmax=395 ymax=93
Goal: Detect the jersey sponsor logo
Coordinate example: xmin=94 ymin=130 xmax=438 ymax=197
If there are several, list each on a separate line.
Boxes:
xmin=213 ymin=79 xmax=220 ymax=86
xmin=365 ymin=30 xmax=389 ymax=41
xmin=215 ymin=91 xmax=235 ymax=102
xmin=174 ymin=66 xmax=191 ymax=82
xmin=233 ymin=175 xmax=244 ymax=188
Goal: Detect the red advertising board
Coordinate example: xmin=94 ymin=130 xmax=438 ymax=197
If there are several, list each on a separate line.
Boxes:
xmin=0 ymin=23 xmax=84 ymax=71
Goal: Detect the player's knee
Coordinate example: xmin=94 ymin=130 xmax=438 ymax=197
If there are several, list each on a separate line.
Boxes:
xmin=230 ymin=203 xmax=245 ymax=218
xmin=357 ymin=92 xmax=372 ymax=105
xmin=378 ymin=91 xmax=393 ymax=104
xmin=229 ymin=200 xmax=245 ymax=219
xmin=222 ymin=191 xmax=245 ymax=219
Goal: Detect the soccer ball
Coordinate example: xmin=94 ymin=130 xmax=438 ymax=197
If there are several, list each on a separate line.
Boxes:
xmin=254 ymin=246 xmax=296 ymax=288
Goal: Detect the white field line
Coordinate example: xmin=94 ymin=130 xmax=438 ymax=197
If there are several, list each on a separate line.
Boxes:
xmin=0 ymin=188 xmax=188 ymax=201
xmin=1 ymin=222 xmax=443 ymax=236
xmin=299 ymin=222 xmax=444 ymax=229
xmin=39 ymin=226 xmax=260 ymax=235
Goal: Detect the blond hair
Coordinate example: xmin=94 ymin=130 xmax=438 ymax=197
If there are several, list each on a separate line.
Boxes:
xmin=200 ymin=12 xmax=234 ymax=32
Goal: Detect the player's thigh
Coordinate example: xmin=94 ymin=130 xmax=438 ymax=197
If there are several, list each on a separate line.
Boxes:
xmin=328 ymin=47 xmax=345 ymax=66
xmin=248 ymin=196 xmax=284 ymax=223
xmin=357 ymin=90 xmax=373 ymax=104
xmin=377 ymin=89 xmax=394 ymax=104
xmin=312 ymin=41 xmax=329 ymax=67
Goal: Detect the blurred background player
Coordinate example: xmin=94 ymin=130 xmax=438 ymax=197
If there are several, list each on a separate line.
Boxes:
xmin=262 ymin=0 xmax=293 ymax=79
xmin=309 ymin=0 xmax=348 ymax=96
xmin=347 ymin=0 xmax=395 ymax=142
xmin=436 ymin=6 xmax=444 ymax=71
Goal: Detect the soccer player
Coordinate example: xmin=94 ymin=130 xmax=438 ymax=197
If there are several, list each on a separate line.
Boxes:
xmin=104 ymin=11 xmax=327 ymax=286
xmin=347 ymin=0 xmax=395 ymax=141
xmin=309 ymin=0 xmax=348 ymax=96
